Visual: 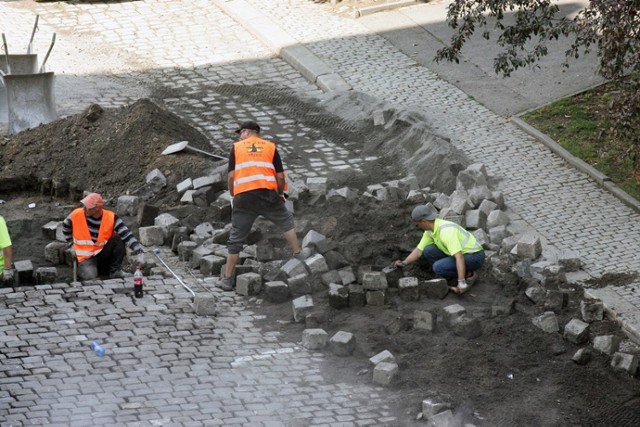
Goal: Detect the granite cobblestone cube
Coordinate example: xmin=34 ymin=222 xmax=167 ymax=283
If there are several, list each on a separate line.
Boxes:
xmin=580 ymin=299 xmax=604 ymax=323
xmin=41 ymin=221 xmax=60 ymax=240
xmin=517 ymin=233 xmax=542 ymax=259
xmin=338 ymin=266 xmax=356 ymax=285
xmin=190 ymin=246 xmax=213 ymax=269
xmin=373 ymin=362 xmax=398 ymax=386
xmin=348 ymin=284 xmax=366 ymax=307
xmin=398 ymin=277 xmax=419 ymax=301
xmin=14 ymin=260 xmax=34 ymax=286
xmin=593 ymin=335 xmax=621 ymax=355
xmin=36 ymin=267 xmax=57 ymax=284
xmin=329 ymin=331 xmax=356 ymax=356
xmin=532 ymin=311 xmax=559 ymax=333
xmin=44 ymin=241 xmax=67 ymax=264
xmin=321 ymin=270 xmax=341 ymax=286
xmin=281 ymin=258 xmax=308 ymax=278
xmin=236 ymin=272 xmax=262 ymax=296
xmin=264 ymin=281 xmax=290 ymax=303
xmin=422 ymin=278 xmax=449 ymax=299
xmin=414 ymin=310 xmax=436 ymax=332
xmin=302 ymin=328 xmax=328 ymax=350
xmin=288 ymin=274 xmax=311 ymax=295
xmin=465 ymin=209 xmax=487 ymax=230
xmin=177 ymin=241 xmax=197 ymax=262
xmin=611 ymin=352 xmax=638 ymax=376
xmin=369 ymin=350 xmax=395 ymax=366
xmin=366 ymin=290 xmax=385 ymax=306
xmin=199 ymin=255 xmax=226 ymax=276
xmin=139 ymin=226 xmax=164 ymax=246
xmin=292 ymin=295 xmax=314 ymax=322
xmin=442 ymin=304 xmax=466 ymax=326
xmin=328 ymin=283 xmax=349 ymax=309
xmin=362 ymin=272 xmax=387 ymax=291
xmin=563 ymin=318 xmax=589 ymax=344
xmin=304 ymin=253 xmax=329 ymax=275
xmin=194 ymin=293 xmax=216 ymax=316
xmin=302 ymin=230 xmax=326 ymax=249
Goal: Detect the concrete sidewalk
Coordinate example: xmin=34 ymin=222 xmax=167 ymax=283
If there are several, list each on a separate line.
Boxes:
xmin=358 ymin=0 xmax=604 ymax=117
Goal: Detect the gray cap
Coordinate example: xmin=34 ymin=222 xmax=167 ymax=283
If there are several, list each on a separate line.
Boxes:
xmin=411 ymin=204 xmax=438 ymax=221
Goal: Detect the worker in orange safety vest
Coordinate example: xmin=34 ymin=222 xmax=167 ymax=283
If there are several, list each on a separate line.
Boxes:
xmin=62 ymin=193 xmax=144 ymax=280
xmin=212 ymin=120 xmax=302 ymax=291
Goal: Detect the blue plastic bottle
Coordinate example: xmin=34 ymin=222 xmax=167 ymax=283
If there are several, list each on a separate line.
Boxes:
xmin=90 ymin=341 xmax=105 ymax=357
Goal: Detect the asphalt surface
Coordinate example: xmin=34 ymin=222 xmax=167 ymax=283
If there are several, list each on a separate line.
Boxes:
xmin=1 ymin=0 xmax=639 ymax=425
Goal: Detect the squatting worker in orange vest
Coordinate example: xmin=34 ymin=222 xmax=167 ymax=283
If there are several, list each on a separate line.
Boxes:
xmin=62 ymin=193 xmax=144 ymax=280
xmin=213 ymin=120 xmax=302 ymax=291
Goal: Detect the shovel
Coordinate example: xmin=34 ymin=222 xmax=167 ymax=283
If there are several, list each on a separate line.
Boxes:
xmin=162 ymin=140 xmax=226 ymax=161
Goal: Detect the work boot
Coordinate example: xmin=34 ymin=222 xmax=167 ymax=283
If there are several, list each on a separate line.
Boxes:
xmin=213 ymin=276 xmax=233 ymax=291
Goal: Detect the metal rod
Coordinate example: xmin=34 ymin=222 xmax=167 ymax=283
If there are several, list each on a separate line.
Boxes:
xmin=152 ymin=249 xmax=196 ymax=298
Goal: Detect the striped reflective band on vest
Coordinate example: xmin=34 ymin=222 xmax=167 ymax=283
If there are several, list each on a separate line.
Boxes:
xmin=235 ymin=160 xmax=276 ymax=171
xmin=234 ymin=174 xmax=277 ymax=185
xmin=439 ymin=222 xmax=482 ymax=252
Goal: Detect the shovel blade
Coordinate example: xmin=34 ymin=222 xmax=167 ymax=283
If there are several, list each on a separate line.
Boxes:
xmin=161 ymin=140 xmax=189 ymax=155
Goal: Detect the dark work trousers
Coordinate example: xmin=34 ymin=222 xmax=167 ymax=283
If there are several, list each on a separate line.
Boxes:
xmin=77 ymin=235 xmax=126 ymax=280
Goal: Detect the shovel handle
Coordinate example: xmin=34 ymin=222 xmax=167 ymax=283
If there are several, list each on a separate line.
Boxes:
xmin=27 ymin=15 xmax=39 ymax=54
xmin=184 ymin=145 xmax=227 ymax=161
xmin=39 ymin=33 xmax=56 ymax=73
xmin=2 ymin=33 xmax=10 ymax=75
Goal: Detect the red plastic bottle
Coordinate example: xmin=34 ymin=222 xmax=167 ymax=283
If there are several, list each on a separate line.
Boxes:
xmin=133 ymin=266 xmax=144 ymax=298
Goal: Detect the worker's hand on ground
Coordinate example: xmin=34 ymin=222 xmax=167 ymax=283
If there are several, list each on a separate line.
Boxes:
xmin=2 ymin=268 xmax=14 ymax=283
xmin=393 ymin=260 xmax=406 ymax=268
xmin=132 ymin=246 xmax=144 ymax=255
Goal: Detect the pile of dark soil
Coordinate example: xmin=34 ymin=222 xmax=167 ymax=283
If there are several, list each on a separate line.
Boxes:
xmin=0 ymin=99 xmax=219 ymax=204
xmin=254 ymin=195 xmax=640 ymax=425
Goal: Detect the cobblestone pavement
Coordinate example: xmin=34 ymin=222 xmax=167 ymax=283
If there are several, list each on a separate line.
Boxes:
xmin=2 ymin=0 xmax=640 ymax=424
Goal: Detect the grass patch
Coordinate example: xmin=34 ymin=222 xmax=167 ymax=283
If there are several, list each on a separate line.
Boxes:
xmin=522 ymin=83 xmax=640 ymax=201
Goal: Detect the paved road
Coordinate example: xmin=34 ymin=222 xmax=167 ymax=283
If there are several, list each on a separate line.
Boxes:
xmin=1 ymin=0 xmax=640 ymax=425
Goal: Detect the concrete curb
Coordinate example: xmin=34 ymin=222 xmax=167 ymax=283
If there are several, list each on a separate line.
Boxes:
xmin=510 ymin=116 xmax=640 ymax=215
xmin=211 ymin=0 xmax=351 ymax=93
xmin=354 ymin=0 xmax=419 ymax=18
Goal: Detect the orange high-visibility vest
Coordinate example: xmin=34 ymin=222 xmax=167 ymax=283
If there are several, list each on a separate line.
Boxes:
xmin=71 ymin=208 xmax=115 ymax=263
xmin=232 ymin=136 xmax=280 ymax=196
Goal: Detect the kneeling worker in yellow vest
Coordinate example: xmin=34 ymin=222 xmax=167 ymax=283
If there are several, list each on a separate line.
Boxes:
xmin=213 ymin=120 xmax=302 ymax=291
xmin=62 ymin=193 xmax=144 ymax=280
xmin=393 ymin=204 xmax=485 ymax=294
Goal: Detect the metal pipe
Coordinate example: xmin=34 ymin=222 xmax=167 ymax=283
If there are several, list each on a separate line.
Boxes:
xmin=152 ymin=248 xmax=196 ymax=298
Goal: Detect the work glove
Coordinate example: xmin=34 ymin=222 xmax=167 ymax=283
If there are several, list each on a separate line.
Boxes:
xmin=2 ymin=268 xmax=14 ymax=285
xmin=132 ymin=247 xmax=144 ymax=256
xmin=457 ymin=279 xmax=469 ymax=292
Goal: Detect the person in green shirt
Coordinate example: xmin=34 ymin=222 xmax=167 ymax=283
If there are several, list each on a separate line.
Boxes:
xmin=394 ymin=204 xmax=485 ymax=294
xmin=0 ymin=215 xmax=13 ymax=282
